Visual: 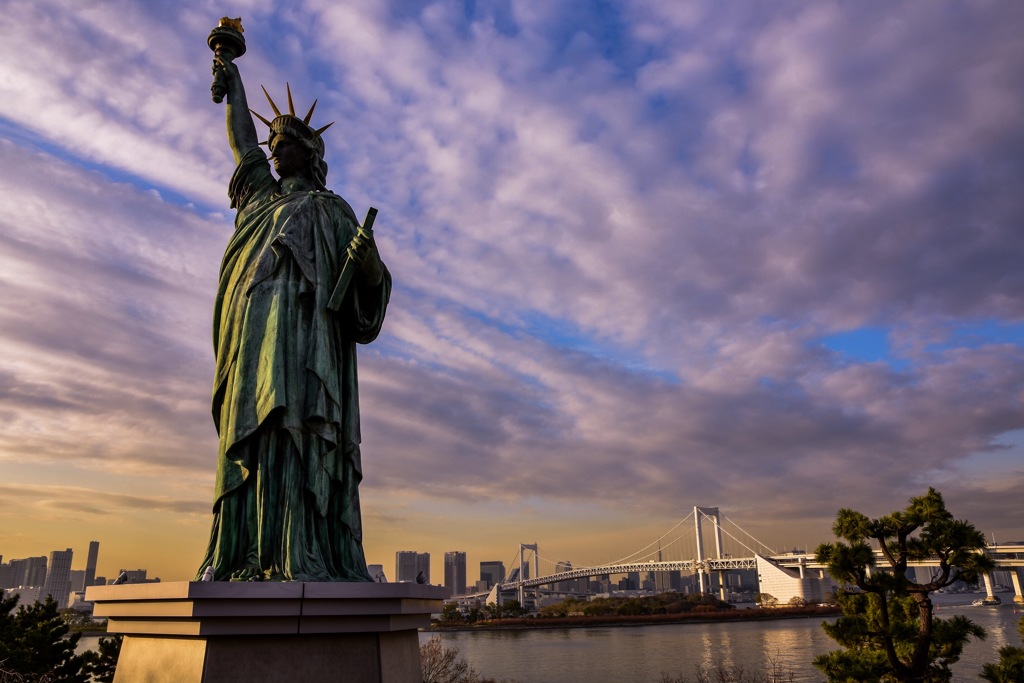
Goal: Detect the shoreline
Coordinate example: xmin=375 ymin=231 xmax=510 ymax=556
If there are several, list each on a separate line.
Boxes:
xmin=428 ymin=605 xmax=841 ymax=632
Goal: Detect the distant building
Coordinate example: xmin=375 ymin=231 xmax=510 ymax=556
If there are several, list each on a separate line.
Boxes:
xmin=479 ymin=561 xmax=505 ymax=589
xmin=84 ymin=541 xmax=100 ymax=587
xmin=654 ymin=569 xmax=676 ymax=593
xmin=755 ymin=555 xmax=834 ymax=605
xmin=417 ymin=553 xmax=431 ymax=584
xmin=367 ymin=564 xmax=385 ymax=582
xmin=6 ymin=557 xmax=47 ymax=589
xmin=555 ymin=561 xmax=575 ymax=593
xmin=396 ymin=551 xmax=430 ymax=583
xmin=26 ymin=557 xmax=48 ymax=587
xmin=68 ymin=591 xmax=93 ymax=613
xmin=0 ymin=561 xmax=13 ymax=589
xmin=3 ymin=586 xmax=41 ymax=606
xmin=70 ymin=570 xmax=87 ymax=592
xmin=116 ymin=569 xmax=159 ymax=584
xmin=396 ymin=551 xmax=418 ymax=583
xmin=444 ymin=552 xmax=467 ymax=596
xmin=42 ymin=548 xmax=73 ymax=605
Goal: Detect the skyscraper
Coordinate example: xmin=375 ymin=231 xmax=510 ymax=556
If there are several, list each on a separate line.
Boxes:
xmin=444 ymin=551 xmax=467 ymax=596
xmin=395 ymin=551 xmax=419 ymax=583
xmin=26 ymin=557 xmax=48 ymax=587
xmin=118 ymin=569 xmax=154 ymax=584
xmin=555 ymin=560 xmax=574 ymax=593
xmin=479 ymin=560 xmax=505 ymax=589
xmin=416 ymin=552 xmax=430 ymax=584
xmin=10 ymin=556 xmax=48 ymax=587
xmin=84 ymin=541 xmax=99 ymax=588
xmin=41 ymin=548 xmax=73 ymax=604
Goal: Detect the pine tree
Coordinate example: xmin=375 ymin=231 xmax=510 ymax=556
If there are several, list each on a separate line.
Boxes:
xmin=0 ymin=595 xmax=89 ymax=683
xmin=814 ymin=488 xmax=993 ymax=682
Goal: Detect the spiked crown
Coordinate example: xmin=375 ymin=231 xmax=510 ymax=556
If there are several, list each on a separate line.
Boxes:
xmin=251 ymin=84 xmax=333 ymax=188
xmin=250 ymin=83 xmax=334 ymax=149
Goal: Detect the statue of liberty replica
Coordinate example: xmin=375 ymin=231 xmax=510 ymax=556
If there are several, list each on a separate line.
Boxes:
xmin=197 ymin=19 xmax=391 ymax=582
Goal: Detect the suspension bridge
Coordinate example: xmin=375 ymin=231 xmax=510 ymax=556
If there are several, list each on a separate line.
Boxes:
xmin=465 ymin=506 xmax=1024 ymax=608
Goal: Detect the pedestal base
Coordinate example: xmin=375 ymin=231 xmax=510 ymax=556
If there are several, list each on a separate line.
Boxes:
xmin=86 ymin=581 xmax=448 ymax=683
xmin=113 ymin=631 xmax=418 ymax=683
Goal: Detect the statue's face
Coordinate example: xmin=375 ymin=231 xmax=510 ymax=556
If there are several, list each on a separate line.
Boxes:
xmin=270 ymin=134 xmax=309 ymax=179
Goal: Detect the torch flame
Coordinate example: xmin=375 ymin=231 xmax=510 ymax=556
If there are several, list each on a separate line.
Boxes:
xmin=218 ymin=17 xmax=244 ymax=33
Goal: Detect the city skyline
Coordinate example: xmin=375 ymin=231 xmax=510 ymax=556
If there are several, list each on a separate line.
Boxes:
xmin=1 ymin=2 xmax=1023 ymax=582
xmin=3 ymin=510 xmax=1023 ymax=593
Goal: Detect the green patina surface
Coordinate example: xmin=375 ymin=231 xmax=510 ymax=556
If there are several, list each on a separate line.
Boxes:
xmin=198 ymin=34 xmax=390 ymax=581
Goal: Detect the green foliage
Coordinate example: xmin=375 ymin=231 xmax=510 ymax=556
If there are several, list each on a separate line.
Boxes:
xmin=536 ymin=592 xmax=732 ymax=619
xmin=754 ymin=593 xmax=778 ymax=608
xmin=439 ymin=602 xmax=464 ymax=624
xmin=0 ymin=596 xmax=89 ymax=683
xmin=981 ymin=616 xmax=1024 ymax=682
xmin=816 ymin=591 xmax=983 ymax=682
xmin=500 ymin=600 xmax=526 ymax=618
xmin=437 ymin=603 xmax=487 ymax=625
xmin=481 ymin=599 xmax=527 ymax=620
xmin=813 ymin=488 xmax=991 ymax=682
xmin=538 ymin=597 xmax=587 ymax=618
xmin=80 ymin=635 xmax=121 ymax=683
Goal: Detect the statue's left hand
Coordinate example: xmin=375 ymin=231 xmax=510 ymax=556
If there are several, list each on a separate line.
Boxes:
xmin=348 ymin=230 xmax=384 ymax=287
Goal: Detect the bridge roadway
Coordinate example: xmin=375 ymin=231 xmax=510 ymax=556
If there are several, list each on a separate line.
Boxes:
xmin=496 ymin=544 xmax=1024 ymax=593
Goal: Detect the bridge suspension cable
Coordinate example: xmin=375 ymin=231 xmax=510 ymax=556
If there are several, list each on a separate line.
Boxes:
xmin=574 ymin=510 xmax=697 ymax=569
xmin=717 ymin=513 xmax=777 ymax=556
xmin=499 ymin=546 xmax=526 ymax=583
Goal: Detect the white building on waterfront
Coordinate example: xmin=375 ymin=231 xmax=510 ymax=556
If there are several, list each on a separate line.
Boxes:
xmin=755 ymin=555 xmax=835 ymax=605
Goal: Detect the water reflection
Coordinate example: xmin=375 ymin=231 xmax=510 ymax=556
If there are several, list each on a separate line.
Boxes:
xmin=428 ymin=596 xmax=1020 ymax=683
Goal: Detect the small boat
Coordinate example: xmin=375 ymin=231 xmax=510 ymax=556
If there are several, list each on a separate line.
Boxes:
xmin=972 ymin=596 xmax=1002 ymax=606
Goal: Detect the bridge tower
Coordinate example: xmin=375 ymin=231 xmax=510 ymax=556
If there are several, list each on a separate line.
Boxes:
xmin=694 ymin=506 xmax=724 ymax=596
xmin=518 ymin=543 xmax=538 ymax=607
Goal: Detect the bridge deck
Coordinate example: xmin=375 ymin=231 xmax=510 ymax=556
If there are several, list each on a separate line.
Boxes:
xmin=497 ymin=545 xmax=1024 ymax=591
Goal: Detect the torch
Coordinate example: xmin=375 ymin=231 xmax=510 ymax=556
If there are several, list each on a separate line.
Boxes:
xmin=207 ymin=17 xmax=246 ymax=103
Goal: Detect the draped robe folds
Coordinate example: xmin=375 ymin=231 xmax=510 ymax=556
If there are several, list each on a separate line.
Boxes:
xmin=197 ymin=147 xmax=390 ymax=582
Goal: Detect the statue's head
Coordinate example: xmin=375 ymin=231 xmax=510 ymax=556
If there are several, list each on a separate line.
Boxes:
xmin=251 ymin=84 xmax=333 ymax=190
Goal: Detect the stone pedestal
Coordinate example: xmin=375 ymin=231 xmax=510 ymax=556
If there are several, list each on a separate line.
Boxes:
xmin=85 ymin=581 xmax=448 ymax=683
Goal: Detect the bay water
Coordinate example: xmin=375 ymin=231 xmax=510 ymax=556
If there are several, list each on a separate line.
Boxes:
xmin=421 ymin=594 xmax=1022 ymax=682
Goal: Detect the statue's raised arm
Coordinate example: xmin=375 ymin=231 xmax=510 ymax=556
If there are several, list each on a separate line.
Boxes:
xmin=208 ymin=18 xmax=258 ymax=164
xmin=212 ymin=55 xmax=259 ymax=164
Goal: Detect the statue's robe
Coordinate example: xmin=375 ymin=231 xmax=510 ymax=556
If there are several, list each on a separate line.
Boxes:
xmin=197 ymin=148 xmax=390 ymax=581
